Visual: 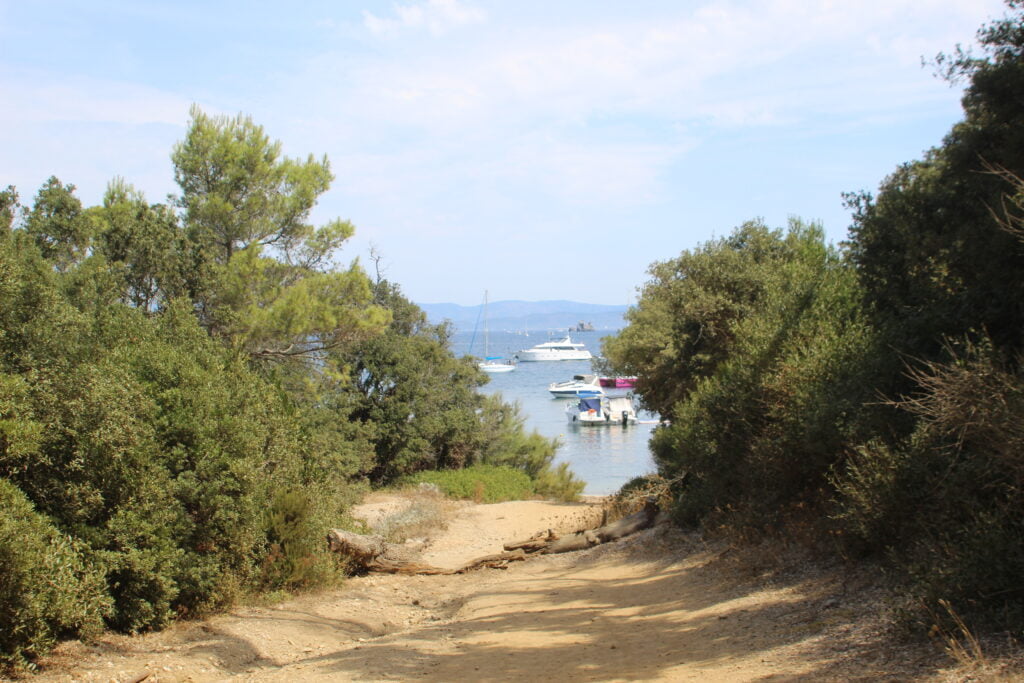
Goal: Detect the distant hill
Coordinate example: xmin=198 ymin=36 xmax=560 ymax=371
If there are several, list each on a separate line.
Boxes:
xmin=418 ymin=300 xmax=629 ymax=333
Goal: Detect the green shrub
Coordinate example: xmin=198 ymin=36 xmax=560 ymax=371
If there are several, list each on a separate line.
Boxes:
xmin=475 ymin=396 xmax=582 ymax=501
xmin=260 ymin=489 xmax=342 ymax=590
xmin=529 ymin=462 xmax=586 ymax=502
xmin=629 ymin=219 xmax=875 ymax=535
xmin=0 ymin=479 xmax=111 ymax=673
xmin=402 ymin=465 xmax=535 ymax=503
xmin=832 ymin=341 xmax=1024 ymax=629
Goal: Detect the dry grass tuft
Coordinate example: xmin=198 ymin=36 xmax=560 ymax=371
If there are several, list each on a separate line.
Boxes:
xmin=928 ymin=598 xmax=989 ymax=674
xmin=371 ymin=485 xmax=458 ymax=543
xmin=605 ymin=474 xmax=678 ymax=523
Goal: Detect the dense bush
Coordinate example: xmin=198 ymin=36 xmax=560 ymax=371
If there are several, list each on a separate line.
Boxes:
xmin=0 ymin=256 xmax=318 ymax=630
xmin=260 ymin=489 xmax=344 ymax=590
xmin=610 ymin=220 xmax=878 ymax=532
xmin=832 ymin=341 xmax=1024 ymax=627
xmin=601 ymin=2 xmax=1024 ymax=632
xmin=835 ymin=3 xmax=1024 ymax=628
xmin=0 ymin=106 xmax=584 ymax=670
xmin=0 ymin=480 xmax=110 ymax=672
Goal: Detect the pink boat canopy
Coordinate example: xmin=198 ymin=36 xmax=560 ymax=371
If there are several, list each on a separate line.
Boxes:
xmin=598 ymin=377 xmax=637 ymax=389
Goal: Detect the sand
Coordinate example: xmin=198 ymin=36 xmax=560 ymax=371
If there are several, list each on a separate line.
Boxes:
xmin=20 ymin=492 xmax=1013 ymax=682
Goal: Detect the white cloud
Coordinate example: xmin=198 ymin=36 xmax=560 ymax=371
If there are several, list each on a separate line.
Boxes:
xmin=363 ymin=0 xmax=485 ymax=37
xmin=269 ymin=0 xmax=1004 ymax=252
xmin=338 ymin=0 xmax=984 ymax=137
xmin=2 ymin=0 xmax=1007 ymax=303
xmin=291 ymin=2 xmax=985 ymax=183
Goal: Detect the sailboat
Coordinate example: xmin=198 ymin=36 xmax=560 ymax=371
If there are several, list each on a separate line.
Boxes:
xmin=475 ymin=291 xmax=515 ymax=373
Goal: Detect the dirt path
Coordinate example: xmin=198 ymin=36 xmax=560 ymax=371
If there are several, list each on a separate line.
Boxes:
xmin=22 ymin=494 xmax=998 ymax=682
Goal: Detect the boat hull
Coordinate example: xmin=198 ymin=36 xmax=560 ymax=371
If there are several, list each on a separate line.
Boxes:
xmin=567 ymin=410 xmax=638 ymax=426
xmin=565 ymin=396 xmax=638 ymax=426
xmin=550 ymin=387 xmax=602 ymax=398
xmin=480 ymin=362 xmax=515 ymax=373
xmin=549 ymin=374 xmax=602 ymax=397
xmin=517 ymin=349 xmax=592 ymax=362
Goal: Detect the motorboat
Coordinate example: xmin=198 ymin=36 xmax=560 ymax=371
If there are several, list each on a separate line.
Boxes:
xmin=515 ymin=335 xmax=592 ymax=362
xmin=549 ymin=374 xmax=603 ymax=398
xmin=566 ymin=395 xmax=638 ymax=426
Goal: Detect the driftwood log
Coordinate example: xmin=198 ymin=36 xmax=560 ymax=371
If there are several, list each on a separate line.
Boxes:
xmin=326 ymin=529 xmax=454 ymax=574
xmin=327 ymin=497 xmax=661 ymax=575
xmin=541 ymin=497 xmax=660 ymax=554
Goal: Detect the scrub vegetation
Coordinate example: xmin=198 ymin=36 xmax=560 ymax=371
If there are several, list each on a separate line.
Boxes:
xmin=602 ymin=1 xmax=1024 ymax=637
xmin=4 ymin=2 xmax=1024 ymax=674
xmin=0 ymin=108 xmax=575 ymax=671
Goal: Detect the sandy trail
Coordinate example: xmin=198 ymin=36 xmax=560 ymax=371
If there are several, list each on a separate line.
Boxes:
xmin=24 ymin=495 xmax=970 ymax=682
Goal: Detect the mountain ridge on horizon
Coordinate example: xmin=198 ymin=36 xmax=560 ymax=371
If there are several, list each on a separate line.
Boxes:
xmin=417 ymin=299 xmax=630 ymax=332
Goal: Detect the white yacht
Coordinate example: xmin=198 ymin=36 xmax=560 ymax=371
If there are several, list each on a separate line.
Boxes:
xmin=515 ymin=335 xmax=592 ymax=362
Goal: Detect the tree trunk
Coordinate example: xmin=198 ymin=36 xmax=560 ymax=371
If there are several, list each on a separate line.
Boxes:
xmin=327 ymin=498 xmax=661 ymax=575
xmin=326 ymin=529 xmax=453 ymax=575
xmin=532 ymin=497 xmax=660 ymax=555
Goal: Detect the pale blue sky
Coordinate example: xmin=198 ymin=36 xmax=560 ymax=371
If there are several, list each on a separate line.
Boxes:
xmin=0 ymin=0 xmax=1008 ymax=305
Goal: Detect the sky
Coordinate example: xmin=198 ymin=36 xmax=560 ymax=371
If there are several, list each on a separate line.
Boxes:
xmin=0 ymin=0 xmax=1010 ymax=306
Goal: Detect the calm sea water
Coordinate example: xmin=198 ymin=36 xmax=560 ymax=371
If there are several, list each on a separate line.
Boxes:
xmin=451 ymin=328 xmax=658 ymax=495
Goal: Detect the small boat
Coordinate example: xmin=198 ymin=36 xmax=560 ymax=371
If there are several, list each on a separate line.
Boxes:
xmin=473 ymin=290 xmax=516 ymax=373
xmin=516 ymin=335 xmax=592 ymax=362
xmin=480 ymin=357 xmax=516 ymax=373
xmin=566 ymin=396 xmax=638 ymax=426
xmin=549 ymin=374 xmax=603 ymax=398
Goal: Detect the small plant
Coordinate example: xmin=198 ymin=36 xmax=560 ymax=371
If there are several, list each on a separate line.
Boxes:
xmin=606 ymin=474 xmax=677 ymax=522
xmin=530 ymin=462 xmax=585 ymax=502
xmin=401 ymin=464 xmax=535 ymax=503
xmin=260 ymin=489 xmax=341 ymax=590
xmin=928 ymin=599 xmax=988 ymax=671
xmin=372 ymin=485 xmax=454 ymax=543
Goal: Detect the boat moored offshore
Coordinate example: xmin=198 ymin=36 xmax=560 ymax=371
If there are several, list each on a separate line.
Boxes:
xmin=473 ymin=290 xmax=516 ymax=373
xmin=548 ymin=374 xmax=603 ymax=398
xmin=516 ymin=335 xmax=592 ymax=362
xmin=566 ymin=395 xmax=638 ymax=426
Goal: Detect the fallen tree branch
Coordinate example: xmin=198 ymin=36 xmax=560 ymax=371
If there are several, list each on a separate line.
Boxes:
xmin=327 ymin=498 xmax=661 ymax=575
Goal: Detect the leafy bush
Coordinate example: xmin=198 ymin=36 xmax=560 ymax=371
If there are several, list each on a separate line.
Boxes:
xmin=529 ymin=462 xmax=586 ymax=502
xmin=832 ymin=341 xmax=1024 ymax=628
xmin=402 ymin=465 xmax=535 ymax=503
xmin=475 ymin=395 xmax=583 ymax=501
xmin=620 ymin=219 xmax=876 ymax=534
xmin=0 ymin=479 xmax=110 ymax=672
xmin=260 ymin=489 xmax=343 ymax=590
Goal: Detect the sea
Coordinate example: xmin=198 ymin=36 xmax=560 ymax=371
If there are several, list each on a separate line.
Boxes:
xmin=450 ymin=328 xmax=658 ymax=496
